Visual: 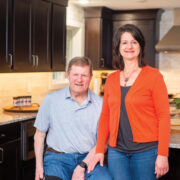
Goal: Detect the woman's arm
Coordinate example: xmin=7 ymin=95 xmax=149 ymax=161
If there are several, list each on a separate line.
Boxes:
xmin=152 ymin=73 xmax=170 ymax=156
xmin=152 ymin=73 xmax=170 ymax=178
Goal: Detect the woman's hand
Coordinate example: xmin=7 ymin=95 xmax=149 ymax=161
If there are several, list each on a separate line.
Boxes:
xmin=155 ymin=155 xmax=169 ymax=179
xmin=87 ymin=153 xmax=104 ymax=173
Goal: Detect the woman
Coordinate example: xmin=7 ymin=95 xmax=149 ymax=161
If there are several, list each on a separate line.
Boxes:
xmin=88 ymin=24 xmax=170 ymax=180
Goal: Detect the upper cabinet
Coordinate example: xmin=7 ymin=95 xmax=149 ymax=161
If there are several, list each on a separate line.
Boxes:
xmin=0 ymin=0 xmax=67 ymax=73
xmin=13 ymin=0 xmax=34 ymax=72
xmin=0 ymin=0 xmax=13 ymax=72
xmin=85 ymin=7 xmax=113 ymax=70
xmin=51 ymin=4 xmax=66 ymax=71
xmin=30 ymin=0 xmax=52 ymax=71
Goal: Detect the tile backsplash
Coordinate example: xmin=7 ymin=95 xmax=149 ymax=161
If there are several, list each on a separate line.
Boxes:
xmin=0 ymin=72 xmax=55 ymax=109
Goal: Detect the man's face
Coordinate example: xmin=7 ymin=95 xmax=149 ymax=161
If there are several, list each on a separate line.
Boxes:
xmin=67 ymin=65 xmax=92 ymax=96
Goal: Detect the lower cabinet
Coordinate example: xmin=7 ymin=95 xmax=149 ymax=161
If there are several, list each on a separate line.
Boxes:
xmin=160 ymin=148 xmax=180 ymax=180
xmin=0 ymin=139 xmax=20 ymax=180
xmin=21 ymin=158 xmax=35 ymax=180
xmin=0 ymin=120 xmax=36 ymax=180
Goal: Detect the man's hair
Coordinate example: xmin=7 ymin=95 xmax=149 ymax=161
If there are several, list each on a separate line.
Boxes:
xmin=67 ymin=56 xmax=93 ymax=75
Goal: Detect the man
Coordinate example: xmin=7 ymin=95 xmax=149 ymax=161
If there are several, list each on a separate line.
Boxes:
xmin=34 ymin=56 xmax=112 ymax=180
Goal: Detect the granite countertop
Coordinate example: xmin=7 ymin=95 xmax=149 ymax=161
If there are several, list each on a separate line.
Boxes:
xmin=0 ymin=109 xmax=37 ymax=126
xmin=170 ymin=133 xmax=180 ymax=149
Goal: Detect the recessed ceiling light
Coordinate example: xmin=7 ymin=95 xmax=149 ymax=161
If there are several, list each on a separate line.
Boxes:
xmin=79 ymin=0 xmax=88 ymax=5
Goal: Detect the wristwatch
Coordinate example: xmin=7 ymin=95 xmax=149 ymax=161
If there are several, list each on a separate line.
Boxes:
xmin=78 ymin=161 xmax=88 ymax=170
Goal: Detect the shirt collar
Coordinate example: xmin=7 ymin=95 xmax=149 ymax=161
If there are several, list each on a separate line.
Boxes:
xmin=65 ymin=86 xmax=92 ymax=103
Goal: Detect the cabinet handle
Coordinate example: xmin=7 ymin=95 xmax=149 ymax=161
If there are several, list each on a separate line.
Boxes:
xmin=36 ymin=56 xmax=39 ymax=66
xmin=100 ymin=58 xmax=105 ymax=68
xmin=0 ymin=148 xmax=3 ymax=164
xmin=0 ymin=133 xmax=6 ymax=140
xmin=32 ymin=55 xmax=36 ymax=66
xmin=8 ymin=54 xmax=13 ymax=68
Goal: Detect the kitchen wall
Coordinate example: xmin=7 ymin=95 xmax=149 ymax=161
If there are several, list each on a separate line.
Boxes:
xmin=158 ymin=10 xmax=180 ymax=95
xmin=66 ymin=3 xmax=85 ymax=62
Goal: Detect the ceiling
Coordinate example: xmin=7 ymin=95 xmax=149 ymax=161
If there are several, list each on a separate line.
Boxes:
xmin=69 ymin=0 xmax=180 ymax=10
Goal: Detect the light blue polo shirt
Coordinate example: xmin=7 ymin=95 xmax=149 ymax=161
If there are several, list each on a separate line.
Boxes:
xmin=34 ymin=86 xmax=102 ymax=154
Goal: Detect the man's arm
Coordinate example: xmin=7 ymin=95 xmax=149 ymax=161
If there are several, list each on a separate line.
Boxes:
xmin=34 ymin=129 xmax=46 ymax=180
xmin=71 ymin=147 xmax=96 ymax=180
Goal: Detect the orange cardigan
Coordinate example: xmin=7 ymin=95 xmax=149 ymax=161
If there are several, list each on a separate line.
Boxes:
xmin=96 ymin=65 xmax=170 ymax=156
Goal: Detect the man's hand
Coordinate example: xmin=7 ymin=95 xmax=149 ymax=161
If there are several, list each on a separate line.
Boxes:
xmin=35 ymin=164 xmax=44 ymax=180
xmin=88 ymin=153 xmax=104 ymax=173
xmin=71 ymin=165 xmax=85 ymax=180
xmin=155 ymin=155 xmax=169 ymax=179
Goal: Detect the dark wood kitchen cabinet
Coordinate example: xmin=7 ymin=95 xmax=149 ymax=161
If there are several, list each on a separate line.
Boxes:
xmin=159 ymin=148 xmax=180 ymax=180
xmin=0 ymin=123 xmax=21 ymax=180
xmin=30 ymin=0 xmax=52 ymax=71
xmin=0 ymin=120 xmax=37 ymax=180
xmin=13 ymin=0 xmax=33 ymax=72
xmin=0 ymin=0 xmax=67 ymax=73
xmin=14 ymin=0 xmax=52 ymax=72
xmin=85 ymin=7 xmax=113 ymax=70
xmin=0 ymin=0 xmax=13 ymax=72
xmin=113 ymin=9 xmax=161 ymax=67
xmin=51 ymin=3 xmax=66 ymax=71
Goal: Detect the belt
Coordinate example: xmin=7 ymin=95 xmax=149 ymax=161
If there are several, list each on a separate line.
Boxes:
xmin=47 ymin=147 xmax=64 ymax=154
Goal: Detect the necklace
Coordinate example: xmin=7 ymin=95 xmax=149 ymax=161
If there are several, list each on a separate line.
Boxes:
xmin=124 ymin=77 xmax=129 ymax=87
xmin=123 ymin=68 xmax=139 ymax=87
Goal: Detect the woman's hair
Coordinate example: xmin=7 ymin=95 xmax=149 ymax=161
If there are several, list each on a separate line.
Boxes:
xmin=67 ymin=56 xmax=93 ymax=75
xmin=113 ymin=24 xmax=147 ymax=70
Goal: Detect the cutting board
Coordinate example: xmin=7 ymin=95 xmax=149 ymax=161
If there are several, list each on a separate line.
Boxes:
xmin=3 ymin=104 xmax=39 ymax=112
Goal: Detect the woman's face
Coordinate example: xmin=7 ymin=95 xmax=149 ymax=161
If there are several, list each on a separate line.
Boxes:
xmin=119 ymin=32 xmax=140 ymax=61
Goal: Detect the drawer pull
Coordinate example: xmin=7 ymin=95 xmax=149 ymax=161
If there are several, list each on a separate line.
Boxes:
xmin=0 ymin=133 xmax=6 ymax=139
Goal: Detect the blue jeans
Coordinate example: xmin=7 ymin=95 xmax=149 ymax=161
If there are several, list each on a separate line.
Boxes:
xmin=108 ymin=146 xmax=158 ymax=180
xmin=44 ymin=151 xmax=112 ymax=180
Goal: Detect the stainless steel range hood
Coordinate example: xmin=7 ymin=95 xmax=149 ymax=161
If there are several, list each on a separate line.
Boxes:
xmin=156 ymin=9 xmax=180 ymax=53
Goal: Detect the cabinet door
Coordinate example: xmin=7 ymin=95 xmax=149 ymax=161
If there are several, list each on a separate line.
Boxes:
xmin=85 ymin=18 xmax=101 ymax=69
xmin=85 ymin=18 xmax=113 ymax=70
xmin=13 ymin=0 xmax=33 ymax=72
xmin=0 ymin=0 xmax=13 ymax=72
xmin=136 ymin=21 xmax=156 ymax=67
xmin=101 ymin=19 xmax=113 ymax=69
xmin=0 ymin=139 xmax=20 ymax=180
xmin=51 ymin=4 xmax=66 ymax=71
xmin=32 ymin=0 xmax=51 ymax=71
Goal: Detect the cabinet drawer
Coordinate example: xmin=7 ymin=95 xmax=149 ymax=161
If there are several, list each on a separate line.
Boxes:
xmin=0 ymin=123 xmax=20 ymax=144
